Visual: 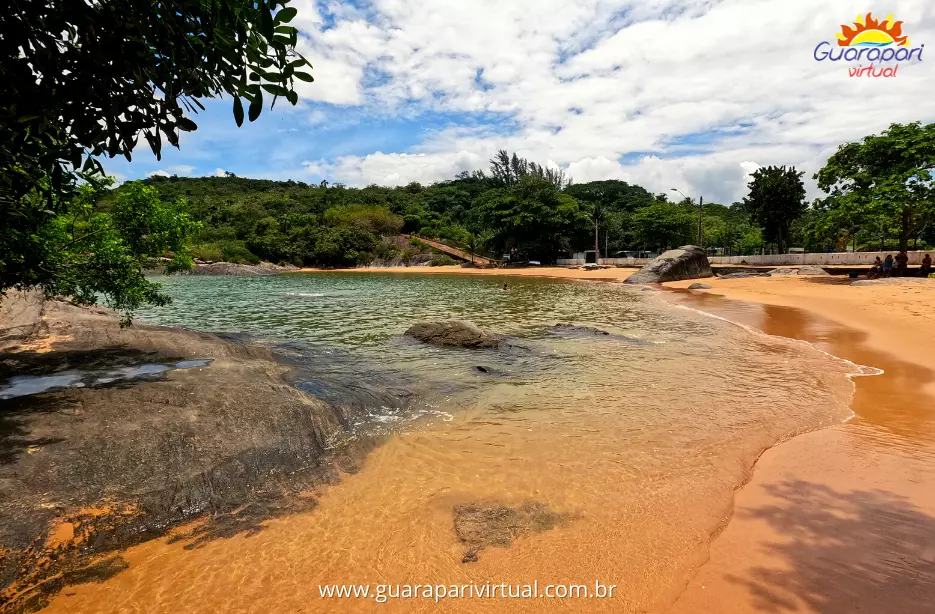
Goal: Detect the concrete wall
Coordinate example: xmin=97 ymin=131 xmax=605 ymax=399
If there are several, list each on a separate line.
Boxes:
xmin=708 ymin=251 xmax=930 ymax=266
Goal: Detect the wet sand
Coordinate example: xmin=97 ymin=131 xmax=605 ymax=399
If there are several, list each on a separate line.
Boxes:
xmin=661 ymin=276 xmax=935 ymax=613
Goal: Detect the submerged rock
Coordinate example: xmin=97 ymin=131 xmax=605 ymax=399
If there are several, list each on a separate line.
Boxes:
xmin=687 ymin=282 xmax=712 ymax=290
xmin=624 ymin=246 xmax=712 ymax=284
xmin=768 ymin=265 xmax=830 ymax=277
xmin=453 ymin=500 xmax=573 ymax=563
xmin=405 ymin=320 xmax=502 ymax=349
xmin=551 ymin=323 xmax=611 ymax=336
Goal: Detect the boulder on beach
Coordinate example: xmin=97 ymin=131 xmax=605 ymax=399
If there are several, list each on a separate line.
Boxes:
xmin=405 ymin=320 xmax=502 ymax=349
xmin=687 ymin=282 xmax=712 ymax=290
xmin=624 ymin=246 xmax=712 ymax=284
xmin=768 ymin=266 xmax=830 ymax=277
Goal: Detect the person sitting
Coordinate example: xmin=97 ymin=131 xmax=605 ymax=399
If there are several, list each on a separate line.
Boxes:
xmin=921 ymin=253 xmax=933 ymax=278
xmin=882 ymin=254 xmax=894 ymax=278
xmin=868 ymin=256 xmax=883 ymax=279
xmin=895 ymin=250 xmax=909 ymax=277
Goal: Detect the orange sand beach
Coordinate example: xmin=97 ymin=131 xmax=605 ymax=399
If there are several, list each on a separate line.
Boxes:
xmin=295 ymin=265 xmax=935 ymax=612
xmin=23 ymin=267 xmax=935 ymax=613
xmin=659 ymin=275 xmax=935 ymax=613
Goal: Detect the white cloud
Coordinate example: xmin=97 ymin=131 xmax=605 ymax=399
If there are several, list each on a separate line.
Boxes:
xmin=196 ymin=0 xmax=935 ymax=202
xmin=147 ymin=170 xmax=170 ymax=177
xmin=215 ymin=168 xmax=227 ymax=177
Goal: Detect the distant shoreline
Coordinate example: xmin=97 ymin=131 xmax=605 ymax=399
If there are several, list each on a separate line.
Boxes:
xmin=292 ymin=264 xmax=641 ymax=281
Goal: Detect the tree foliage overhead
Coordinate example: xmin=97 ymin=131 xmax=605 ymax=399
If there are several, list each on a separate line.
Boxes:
xmin=814 ymin=122 xmax=935 ymax=252
xmin=1 ymin=0 xmax=313 ymax=317
xmin=741 ymin=166 xmax=807 ymax=253
xmin=1 ymin=179 xmax=197 ymax=324
xmin=1 ymin=0 xmax=312 ymax=205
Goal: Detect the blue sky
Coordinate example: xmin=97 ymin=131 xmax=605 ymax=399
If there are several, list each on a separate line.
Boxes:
xmin=106 ymin=0 xmax=935 ymax=203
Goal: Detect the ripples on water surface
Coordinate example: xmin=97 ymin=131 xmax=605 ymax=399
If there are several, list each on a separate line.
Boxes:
xmin=120 ymin=272 xmax=860 ymax=613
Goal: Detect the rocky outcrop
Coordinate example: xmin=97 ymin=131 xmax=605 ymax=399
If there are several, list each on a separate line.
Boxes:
xmin=624 ymin=246 xmax=712 ymax=284
xmin=0 ymin=292 xmax=372 ymax=610
xmin=688 ymin=282 xmax=712 ymax=290
xmin=768 ymin=266 xmax=830 ymax=277
xmin=187 ymin=261 xmax=298 ymax=276
xmin=405 ymin=320 xmax=502 ymax=349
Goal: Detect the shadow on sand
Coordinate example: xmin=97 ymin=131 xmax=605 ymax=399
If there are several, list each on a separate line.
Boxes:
xmin=727 ymin=480 xmax=935 ymax=613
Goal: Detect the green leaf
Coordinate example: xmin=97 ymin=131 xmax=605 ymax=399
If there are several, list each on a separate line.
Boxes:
xmin=177 ymin=117 xmax=197 ymax=132
xmin=260 ymin=4 xmax=275 ymax=39
xmin=233 ymin=96 xmax=244 ymax=127
xmin=275 ymin=7 xmax=298 ymax=23
xmin=286 ymin=90 xmax=298 ymax=105
xmin=293 ymin=71 xmax=314 ymax=83
xmin=261 ymin=83 xmax=290 ymax=97
xmin=248 ymin=91 xmax=263 ymax=122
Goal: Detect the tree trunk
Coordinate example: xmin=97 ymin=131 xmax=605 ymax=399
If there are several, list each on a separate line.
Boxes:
xmin=594 ymin=219 xmax=600 ymax=263
xmin=900 ymin=205 xmax=911 ymax=252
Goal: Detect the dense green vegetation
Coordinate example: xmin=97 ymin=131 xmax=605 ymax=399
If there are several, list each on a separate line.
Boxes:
xmin=99 ymin=121 xmax=933 ymax=272
xmin=119 ymin=151 xmax=772 ymax=268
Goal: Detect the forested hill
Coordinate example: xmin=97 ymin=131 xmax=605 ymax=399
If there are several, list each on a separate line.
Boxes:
xmin=100 ymin=154 xmax=765 ymax=267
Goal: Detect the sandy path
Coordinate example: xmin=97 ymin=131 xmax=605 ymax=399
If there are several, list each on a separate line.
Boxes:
xmin=660 ymin=276 xmax=935 ymax=613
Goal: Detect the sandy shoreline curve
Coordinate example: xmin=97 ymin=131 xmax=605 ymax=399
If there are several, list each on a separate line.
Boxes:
xmin=659 ymin=276 xmax=935 ymax=613
xmin=300 ymin=264 xmax=935 ymax=611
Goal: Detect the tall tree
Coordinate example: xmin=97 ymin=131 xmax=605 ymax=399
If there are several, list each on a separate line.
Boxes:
xmin=479 ymin=176 xmax=588 ymax=261
xmin=1 ymin=0 xmax=313 ymax=312
xmin=741 ymin=166 xmax=807 ymax=253
xmin=631 ymin=201 xmax=694 ymax=251
xmin=815 ymin=122 xmax=935 ymax=252
xmin=488 ymin=150 xmax=568 ymax=189
xmin=564 ymin=180 xmax=655 ymax=259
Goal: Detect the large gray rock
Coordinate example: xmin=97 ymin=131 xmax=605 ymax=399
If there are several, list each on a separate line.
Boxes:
xmin=624 ymin=246 xmax=712 ymax=284
xmin=405 ymin=320 xmax=502 ymax=348
xmin=687 ymin=282 xmax=712 ymax=290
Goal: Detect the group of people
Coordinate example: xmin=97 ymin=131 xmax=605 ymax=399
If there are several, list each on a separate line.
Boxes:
xmin=869 ymin=252 xmax=933 ymax=279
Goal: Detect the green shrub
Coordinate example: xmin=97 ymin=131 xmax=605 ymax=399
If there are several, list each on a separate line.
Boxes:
xmin=429 ymin=255 xmax=457 ymax=266
xmin=191 ymin=240 xmax=259 ymax=264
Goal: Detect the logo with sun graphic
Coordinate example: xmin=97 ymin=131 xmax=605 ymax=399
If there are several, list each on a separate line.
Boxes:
xmin=836 ymin=13 xmax=909 ymax=47
xmin=814 ymin=12 xmax=924 ymax=78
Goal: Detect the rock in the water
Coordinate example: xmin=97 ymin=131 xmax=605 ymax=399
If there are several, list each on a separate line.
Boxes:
xmin=624 ymin=246 xmax=712 ymax=284
xmin=687 ymin=282 xmax=712 ymax=290
xmin=453 ymin=500 xmax=572 ymax=563
xmin=405 ymin=320 xmax=501 ymax=348
xmin=551 ymin=323 xmax=610 ymax=336
xmin=768 ymin=266 xmax=830 ymax=277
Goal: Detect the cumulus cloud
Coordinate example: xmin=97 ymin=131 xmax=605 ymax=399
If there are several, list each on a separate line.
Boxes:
xmin=122 ymin=1 xmax=935 ymax=202
xmin=278 ymin=0 xmax=935 ymax=202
